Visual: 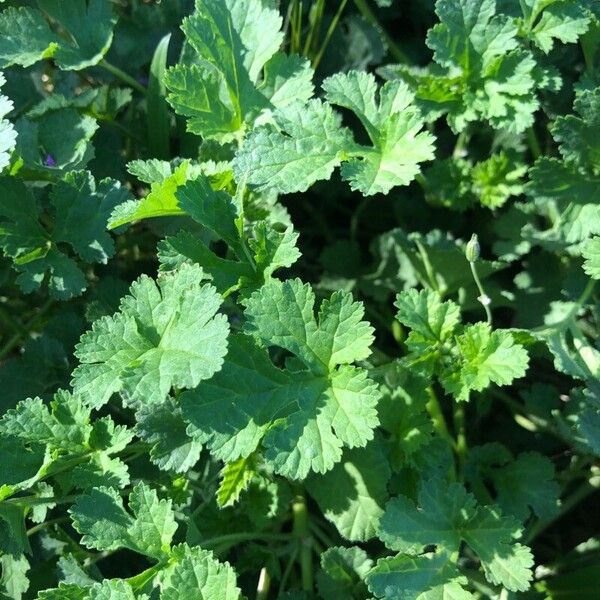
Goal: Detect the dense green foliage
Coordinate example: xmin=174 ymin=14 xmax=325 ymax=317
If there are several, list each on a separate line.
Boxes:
xmin=0 ymin=0 xmax=598 ymax=598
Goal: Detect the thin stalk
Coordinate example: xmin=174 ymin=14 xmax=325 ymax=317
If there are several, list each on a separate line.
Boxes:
xmin=353 ymin=0 xmax=410 ymax=63
xmin=277 ymin=546 xmax=299 ymax=596
xmin=99 ymin=59 xmax=147 ymax=95
xmin=415 ymin=239 xmax=439 ymax=292
xmin=312 ymin=0 xmax=350 ymax=70
xmin=0 ymin=298 xmax=54 ymax=361
xmin=201 ymin=532 xmax=291 ymax=549
xmin=527 ymin=127 xmax=542 ymax=159
xmin=453 ymin=403 xmax=468 ymax=478
xmin=27 ymin=517 xmax=69 ymax=537
xmin=5 ymin=494 xmax=80 ymax=507
xmin=302 ymin=0 xmax=325 ymax=57
xmin=292 ymin=493 xmax=313 ymax=592
xmin=525 ymin=481 xmax=598 ymax=543
xmin=426 ymin=387 xmax=454 ymax=448
xmin=469 ymin=261 xmax=492 ymax=325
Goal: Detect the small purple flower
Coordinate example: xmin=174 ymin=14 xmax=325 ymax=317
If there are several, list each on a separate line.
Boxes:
xmin=44 ymin=154 xmax=57 ymax=167
xmin=137 ymin=76 xmax=149 ymax=87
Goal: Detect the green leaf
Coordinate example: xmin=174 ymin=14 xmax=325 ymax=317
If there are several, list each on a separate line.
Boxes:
xmin=366 ymin=552 xmax=473 ymax=600
xmin=69 ymin=483 xmax=177 ymax=559
xmin=441 ymin=323 xmax=529 ymax=402
xmin=51 ymin=171 xmax=128 ymax=264
xmin=234 ymin=99 xmax=352 ymax=194
xmin=525 ymin=0 xmax=591 ymax=53
xmin=165 ymin=0 xmax=291 ymax=141
xmin=0 ymin=72 xmax=16 ymax=172
xmin=108 ymin=161 xmax=190 ymax=228
xmin=235 ymin=73 xmax=434 ymax=196
xmin=135 ymin=398 xmax=203 ymax=473
xmin=0 ymin=391 xmax=91 ymax=453
xmin=0 ymin=2 xmax=115 ymax=70
xmin=378 ymin=479 xmax=534 ymax=591
xmin=317 ymin=546 xmax=372 ymax=600
xmin=72 ymin=264 xmax=229 ymax=408
xmin=526 ymin=157 xmax=600 ymax=246
xmin=157 ymin=544 xmax=241 ymax=600
xmin=182 ymin=281 xmax=379 ymax=479
xmin=175 ymin=176 xmax=242 ymax=254
xmin=0 ymin=173 xmax=129 ymax=299
xmin=37 ymin=0 xmax=115 ymax=70
xmin=395 ymin=288 xmax=460 ymax=351
xmin=244 ymin=278 xmax=375 ymax=371
xmin=494 ymin=452 xmax=560 ymax=520
xmin=15 ymin=110 xmax=98 ymax=173
xmin=0 ymin=503 xmax=31 ymax=555
xmin=217 ymin=455 xmax=257 ymax=508
xmin=86 ymin=580 xmax=137 ymax=600
xmin=552 ymin=88 xmax=600 ymax=172
xmin=306 ymin=441 xmax=391 ymax=541
xmin=322 ymin=72 xmax=436 ymax=195
xmin=0 ymin=554 xmax=29 ymax=600
xmin=411 ymin=0 xmax=549 ymax=133
xmin=0 ymin=6 xmax=58 ymax=68
xmin=583 ymin=236 xmax=600 ymax=278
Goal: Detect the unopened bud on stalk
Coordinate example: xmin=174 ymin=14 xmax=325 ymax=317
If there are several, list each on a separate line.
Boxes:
xmin=465 ymin=234 xmax=480 ymax=263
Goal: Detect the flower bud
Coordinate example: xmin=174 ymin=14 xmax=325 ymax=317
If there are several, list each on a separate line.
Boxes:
xmin=465 ymin=234 xmax=480 ymax=263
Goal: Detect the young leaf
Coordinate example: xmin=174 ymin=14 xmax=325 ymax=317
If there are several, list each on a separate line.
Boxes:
xmin=72 ymin=264 xmax=229 ymax=408
xmin=440 ymin=323 xmax=529 ymax=402
xmin=69 ymin=483 xmax=177 ymax=559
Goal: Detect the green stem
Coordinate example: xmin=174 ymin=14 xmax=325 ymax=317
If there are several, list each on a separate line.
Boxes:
xmin=0 ymin=298 xmax=54 ymax=361
xmin=452 ymin=130 xmax=468 ymax=159
xmin=525 ymin=481 xmax=598 ymax=544
xmin=99 ymin=59 xmax=147 ymax=95
xmin=292 ymin=493 xmax=313 ymax=592
xmin=527 ymin=127 xmax=542 ymax=159
xmin=469 ymin=261 xmax=492 ymax=325
xmin=5 ymin=494 xmax=80 ymax=507
xmin=426 ymin=387 xmax=454 ymax=447
xmin=27 ymin=516 xmax=69 ymax=537
xmin=277 ymin=546 xmax=299 ymax=596
xmin=201 ymin=532 xmax=291 ymax=549
xmin=415 ymin=239 xmax=440 ymax=293
xmin=453 ymin=403 xmax=468 ymax=478
xmin=353 ymin=0 xmax=410 ymax=63
xmin=312 ymin=0 xmax=350 ymax=69
xmin=126 ymin=563 xmax=164 ymax=591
